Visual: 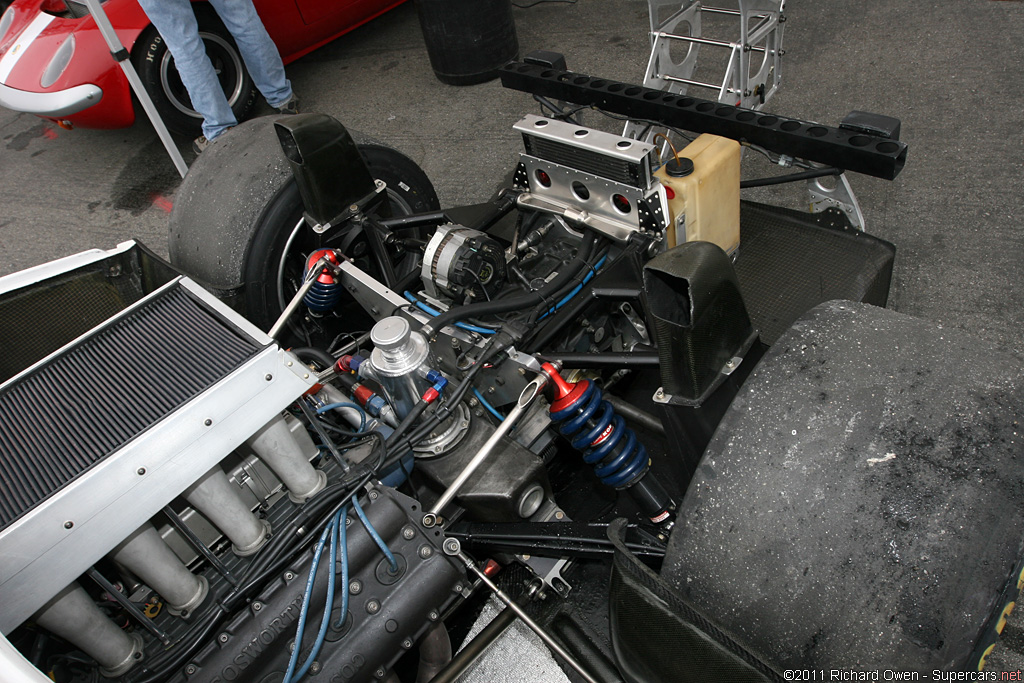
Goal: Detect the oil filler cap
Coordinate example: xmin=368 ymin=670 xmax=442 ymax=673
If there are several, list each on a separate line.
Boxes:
xmin=664 ymin=157 xmax=695 ymax=178
xmin=371 ymin=316 xmax=412 ymax=352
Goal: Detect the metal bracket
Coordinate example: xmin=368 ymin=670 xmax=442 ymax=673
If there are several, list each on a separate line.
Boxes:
xmin=807 ymin=172 xmax=865 ymax=231
xmin=308 ymin=179 xmax=387 ymax=234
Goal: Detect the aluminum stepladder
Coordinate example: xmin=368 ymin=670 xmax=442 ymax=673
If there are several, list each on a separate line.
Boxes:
xmin=626 ymin=0 xmax=866 ymax=229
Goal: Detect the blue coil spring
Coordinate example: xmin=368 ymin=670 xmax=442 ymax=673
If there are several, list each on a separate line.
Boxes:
xmin=549 ymin=380 xmax=648 ymax=488
xmin=303 ymin=252 xmax=342 ymax=313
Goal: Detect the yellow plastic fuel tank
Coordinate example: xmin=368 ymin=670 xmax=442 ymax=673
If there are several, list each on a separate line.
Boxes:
xmin=654 ymin=134 xmax=741 ymax=255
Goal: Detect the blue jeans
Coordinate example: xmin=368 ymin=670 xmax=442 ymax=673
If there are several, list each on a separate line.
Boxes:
xmin=136 ymin=0 xmax=292 ymax=140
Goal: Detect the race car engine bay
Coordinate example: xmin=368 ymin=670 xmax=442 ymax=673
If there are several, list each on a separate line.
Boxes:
xmin=2 ymin=60 xmax=1024 ymax=683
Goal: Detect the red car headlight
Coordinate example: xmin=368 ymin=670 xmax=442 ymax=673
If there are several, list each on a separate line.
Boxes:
xmin=41 ymin=33 xmax=75 ymax=88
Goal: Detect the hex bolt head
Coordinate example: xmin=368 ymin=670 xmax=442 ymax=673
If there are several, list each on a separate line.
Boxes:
xmin=309 ymin=661 xmax=322 ymax=674
xmin=419 ymin=545 xmax=433 ymax=559
xmin=402 ymin=638 xmax=413 ymax=649
xmin=185 ymin=665 xmax=197 ymax=675
xmin=453 ymin=582 xmax=463 ymax=593
xmin=350 ymin=580 xmax=362 ymax=595
xmin=218 ymin=633 xmax=229 ymax=643
xmin=375 ymin=668 xmax=386 ymax=679
xmin=428 ymin=610 xmax=439 ymax=622
xmin=369 ymin=490 xmax=379 ymax=500
xmin=284 ymin=572 xmax=295 ymax=581
xmin=443 ymin=539 xmax=460 ymax=555
xmin=252 ymin=602 xmax=262 ymax=612
xmin=366 ymin=600 xmax=381 ymax=614
xmin=402 ymin=526 xmax=416 ymax=540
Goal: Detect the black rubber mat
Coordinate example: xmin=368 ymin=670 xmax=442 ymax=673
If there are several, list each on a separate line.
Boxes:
xmin=733 ymin=201 xmax=895 ymax=344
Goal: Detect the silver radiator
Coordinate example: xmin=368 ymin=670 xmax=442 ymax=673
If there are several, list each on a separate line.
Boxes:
xmin=0 ymin=268 xmax=314 ymax=633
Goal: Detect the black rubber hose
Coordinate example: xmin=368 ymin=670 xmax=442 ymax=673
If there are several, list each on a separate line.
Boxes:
xmin=383 ymin=335 xmax=507 ymax=464
xmin=421 ymin=233 xmax=598 ymax=335
xmin=604 ymin=394 xmax=666 ymax=437
xmin=740 ymin=166 xmax=841 ymax=188
xmin=387 ymin=398 xmax=431 ymax=447
xmin=525 ymin=246 xmax=609 ymax=325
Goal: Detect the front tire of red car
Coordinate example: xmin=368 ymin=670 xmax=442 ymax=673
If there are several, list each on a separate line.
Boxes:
xmin=132 ymin=8 xmax=258 ymax=137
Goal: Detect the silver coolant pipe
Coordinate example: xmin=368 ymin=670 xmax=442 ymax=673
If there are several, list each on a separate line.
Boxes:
xmin=33 ymin=583 xmax=144 ymax=677
xmin=111 ymin=522 xmax=209 ymax=616
xmin=246 ymin=413 xmax=326 ymax=503
xmin=184 ymin=466 xmax=271 ymax=557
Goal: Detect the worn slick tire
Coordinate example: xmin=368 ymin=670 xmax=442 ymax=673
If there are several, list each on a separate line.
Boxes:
xmin=132 ymin=8 xmax=257 ymax=137
xmin=660 ymin=301 xmax=1024 ymax=672
xmin=168 ymin=115 xmax=439 ymax=332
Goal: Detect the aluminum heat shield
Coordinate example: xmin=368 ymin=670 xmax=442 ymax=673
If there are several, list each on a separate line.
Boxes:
xmin=0 ymin=274 xmax=315 ymax=633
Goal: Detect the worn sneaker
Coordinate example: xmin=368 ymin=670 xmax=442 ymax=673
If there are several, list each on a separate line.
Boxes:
xmin=192 ymin=127 xmax=234 ymax=154
xmin=192 ymin=135 xmax=212 ymax=154
xmin=276 ymin=95 xmax=299 ymax=115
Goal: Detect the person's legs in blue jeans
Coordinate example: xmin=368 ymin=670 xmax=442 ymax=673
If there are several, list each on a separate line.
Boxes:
xmin=208 ymin=0 xmax=292 ymax=108
xmin=136 ymin=0 xmax=237 ymax=141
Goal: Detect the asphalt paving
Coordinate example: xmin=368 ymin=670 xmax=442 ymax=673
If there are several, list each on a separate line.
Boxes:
xmin=1 ymin=0 xmax=1023 ymax=676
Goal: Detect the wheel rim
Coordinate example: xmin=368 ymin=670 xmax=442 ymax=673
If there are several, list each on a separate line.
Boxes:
xmin=159 ymin=32 xmax=245 ymax=118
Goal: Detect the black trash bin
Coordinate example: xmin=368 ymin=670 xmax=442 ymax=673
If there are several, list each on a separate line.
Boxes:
xmin=415 ymin=0 xmax=519 ymax=86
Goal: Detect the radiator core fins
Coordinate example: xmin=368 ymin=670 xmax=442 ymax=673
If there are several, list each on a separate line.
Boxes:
xmin=0 ymin=286 xmax=263 ymax=530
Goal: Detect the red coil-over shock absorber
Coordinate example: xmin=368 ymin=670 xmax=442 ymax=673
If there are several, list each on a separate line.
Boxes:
xmin=542 ymin=363 xmax=674 ymax=525
xmin=304 ymin=249 xmax=341 ymax=313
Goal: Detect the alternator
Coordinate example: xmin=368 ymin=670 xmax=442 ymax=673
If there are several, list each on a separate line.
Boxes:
xmin=421 ymin=224 xmax=507 ymax=300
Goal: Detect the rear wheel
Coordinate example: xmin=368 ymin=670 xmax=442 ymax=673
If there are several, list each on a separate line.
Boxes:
xmin=242 ymin=145 xmax=438 ymax=346
xmin=169 ymin=116 xmax=439 ymax=348
xmin=132 ymin=9 xmax=257 ymax=136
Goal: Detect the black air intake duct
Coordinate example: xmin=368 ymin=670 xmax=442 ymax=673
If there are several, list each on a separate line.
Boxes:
xmin=643 ymin=242 xmax=757 ymax=406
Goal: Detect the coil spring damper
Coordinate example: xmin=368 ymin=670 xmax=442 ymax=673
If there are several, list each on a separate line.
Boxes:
xmin=304 ymin=249 xmax=342 ymax=313
xmin=542 ymin=363 xmax=674 ymax=524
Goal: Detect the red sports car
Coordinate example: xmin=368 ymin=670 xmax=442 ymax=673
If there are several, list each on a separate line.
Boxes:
xmin=0 ymin=0 xmax=405 ymax=133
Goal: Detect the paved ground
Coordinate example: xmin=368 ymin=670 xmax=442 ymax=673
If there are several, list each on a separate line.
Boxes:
xmin=2 ymin=0 xmax=1024 ymax=675
xmin=2 ymin=0 xmax=1023 ymax=353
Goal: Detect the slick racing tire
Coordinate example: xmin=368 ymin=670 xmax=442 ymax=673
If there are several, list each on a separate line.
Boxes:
xmin=169 ymin=115 xmax=439 ymax=347
xmin=132 ymin=8 xmax=257 ymax=137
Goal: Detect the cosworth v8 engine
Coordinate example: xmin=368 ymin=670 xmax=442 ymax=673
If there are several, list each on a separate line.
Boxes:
xmin=0 ymin=245 xmax=465 ymax=683
xmin=4 ymin=67 xmax=1024 ymax=683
